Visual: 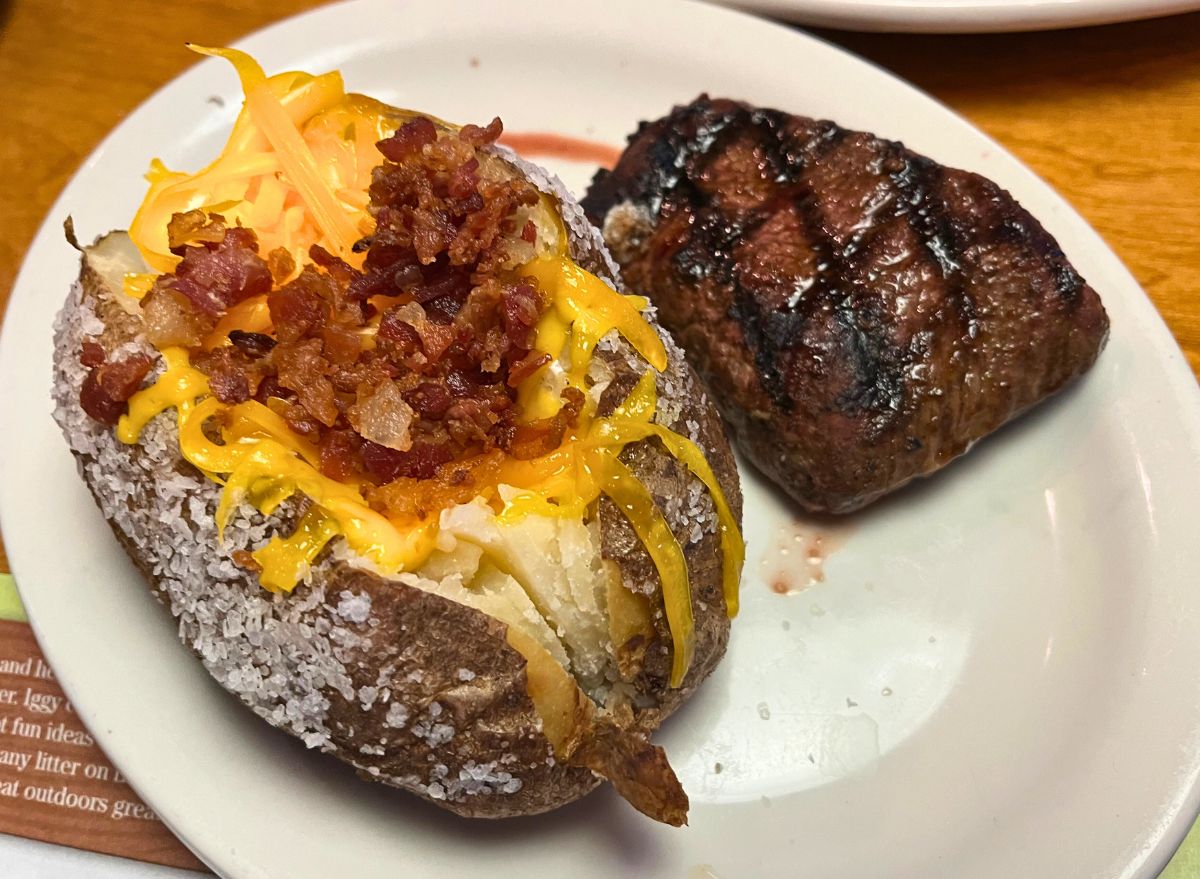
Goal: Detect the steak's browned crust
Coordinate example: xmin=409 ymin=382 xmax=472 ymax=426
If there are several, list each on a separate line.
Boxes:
xmin=583 ymin=97 xmax=1110 ymax=512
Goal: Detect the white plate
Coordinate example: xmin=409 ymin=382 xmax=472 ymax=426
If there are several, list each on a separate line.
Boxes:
xmin=709 ymin=0 xmax=1200 ymax=32
xmin=2 ymin=1 xmax=1199 ymax=877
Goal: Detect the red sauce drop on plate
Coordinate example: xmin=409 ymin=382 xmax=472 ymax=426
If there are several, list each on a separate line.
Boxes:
xmin=762 ymin=519 xmax=854 ymax=595
xmin=499 ymin=132 xmax=622 ymax=169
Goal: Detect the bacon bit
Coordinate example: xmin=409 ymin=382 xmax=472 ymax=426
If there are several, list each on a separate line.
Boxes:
xmin=502 ymin=282 xmax=542 ymax=348
xmin=307 ymin=243 xmax=360 ymax=290
xmin=79 ymin=353 xmax=154 ymax=425
xmin=329 ymin=358 xmax=380 ymax=394
xmin=321 ymin=323 xmax=361 ymax=366
xmin=307 ymin=243 xmax=337 ymax=268
xmin=80 ymin=372 xmax=126 ymax=425
xmin=96 ymin=353 xmax=154 ymax=401
xmin=417 ymin=320 xmax=458 ymax=361
xmin=454 ymin=278 xmax=501 ymax=327
xmin=384 ymin=300 xmax=462 ymax=362
xmin=390 ymin=263 xmax=422 ymax=290
xmin=423 ymin=134 xmax=476 ymax=172
xmin=80 ymin=340 xmax=106 ymax=368
xmin=411 ymin=206 xmax=458 ymax=265
xmin=507 ymin=350 xmax=551 ymax=387
xmin=376 ymin=116 xmax=438 ymax=162
xmin=192 ymin=347 xmax=258 ymax=404
xmin=209 ymin=369 xmax=250 ymax=404
xmin=345 ymin=267 xmax=393 ymax=304
xmin=268 ymin=268 xmax=330 ymax=343
xmin=478 ymin=326 xmax=506 ymax=373
xmin=377 ymin=306 xmax=422 ymax=356
xmin=504 ymin=388 xmax=585 ymax=460
xmin=318 ymin=430 xmax=361 ymax=481
xmin=459 ymin=191 xmax=484 ymax=215
xmin=521 ymin=220 xmax=537 ymax=243
xmin=448 ymin=179 xmax=538 ymax=268
xmin=459 ymin=117 xmax=503 ymax=147
xmin=266 ymin=247 xmax=296 ymax=284
xmin=560 ymin=386 xmax=585 ymax=421
xmin=172 ymin=224 xmax=273 ymax=317
xmin=405 ymin=382 xmax=453 ymax=418
xmin=448 ymin=158 xmax=480 ymax=200
xmin=405 ymin=261 xmax=471 ymax=305
xmin=275 ymin=338 xmax=338 ymax=426
xmin=361 ymin=440 xmax=456 ymax=484
xmin=444 ymin=397 xmax=498 ymax=446
xmin=507 ymin=423 xmax=564 ymax=460
xmin=359 ymin=441 xmax=403 ymax=483
xmin=166 ymin=210 xmax=227 ymax=254
xmin=366 ymin=449 xmax=502 ymax=518
xmin=274 ymin=398 xmax=323 ymax=438
xmin=231 ymin=549 xmax=263 ymax=573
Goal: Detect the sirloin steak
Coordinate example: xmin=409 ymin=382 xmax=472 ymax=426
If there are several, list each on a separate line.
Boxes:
xmin=583 ymin=96 xmax=1109 ymax=513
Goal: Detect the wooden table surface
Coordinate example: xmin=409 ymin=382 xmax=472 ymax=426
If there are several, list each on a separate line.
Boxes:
xmin=2 ymin=0 xmax=1198 ymax=378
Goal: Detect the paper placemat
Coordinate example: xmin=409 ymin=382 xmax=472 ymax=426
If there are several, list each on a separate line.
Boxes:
xmin=0 ymin=538 xmax=205 ymax=872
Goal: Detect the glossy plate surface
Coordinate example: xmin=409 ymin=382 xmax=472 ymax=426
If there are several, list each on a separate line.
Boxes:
xmin=2 ymin=1 xmax=1199 ymax=876
xmin=709 ymin=0 xmax=1200 ymax=32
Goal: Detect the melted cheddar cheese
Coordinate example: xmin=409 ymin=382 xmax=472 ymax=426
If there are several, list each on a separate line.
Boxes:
xmin=119 ymin=49 xmax=743 ymax=687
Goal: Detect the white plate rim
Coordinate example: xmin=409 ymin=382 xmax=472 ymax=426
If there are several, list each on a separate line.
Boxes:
xmin=712 ymin=0 xmax=1200 ymax=33
xmin=2 ymin=1 xmax=1200 ymax=877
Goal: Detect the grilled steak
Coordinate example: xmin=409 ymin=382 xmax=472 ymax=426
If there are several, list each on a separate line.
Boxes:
xmin=582 ymin=97 xmax=1109 ymax=513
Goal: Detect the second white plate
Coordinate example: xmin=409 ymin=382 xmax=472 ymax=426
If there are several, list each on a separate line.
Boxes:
xmin=710 ymin=0 xmax=1200 ymax=32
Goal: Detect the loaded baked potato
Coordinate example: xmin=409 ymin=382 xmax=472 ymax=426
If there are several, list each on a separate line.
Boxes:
xmin=51 ymin=49 xmax=742 ymax=824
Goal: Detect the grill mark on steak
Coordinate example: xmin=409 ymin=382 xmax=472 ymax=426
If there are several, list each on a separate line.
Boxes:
xmin=728 ymin=116 xmax=809 ymax=410
xmin=799 ymin=129 xmax=911 ymax=424
xmin=691 ymin=109 xmax=884 ymax=414
xmin=629 ymin=107 xmax=742 ymax=219
xmin=729 ymin=109 xmax=912 ymax=420
xmin=583 ymin=96 xmax=1110 ymax=512
xmin=882 ymin=143 xmax=984 ymax=422
xmin=889 ymin=149 xmax=963 ymax=278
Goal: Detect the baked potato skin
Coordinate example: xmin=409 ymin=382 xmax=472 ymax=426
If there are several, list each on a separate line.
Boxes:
xmin=596 ymin=339 xmax=741 ymax=727
xmin=51 ymin=255 xmax=742 ymax=819
xmin=51 ymin=158 xmax=742 ymax=819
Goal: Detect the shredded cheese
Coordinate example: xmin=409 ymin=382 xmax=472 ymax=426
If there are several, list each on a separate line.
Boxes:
xmin=129 ymin=46 xmax=407 ymax=277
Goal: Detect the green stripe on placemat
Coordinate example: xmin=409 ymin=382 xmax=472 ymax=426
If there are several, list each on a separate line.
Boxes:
xmin=1164 ymin=824 xmax=1200 ymax=878
xmin=0 ymin=573 xmax=27 ymax=623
